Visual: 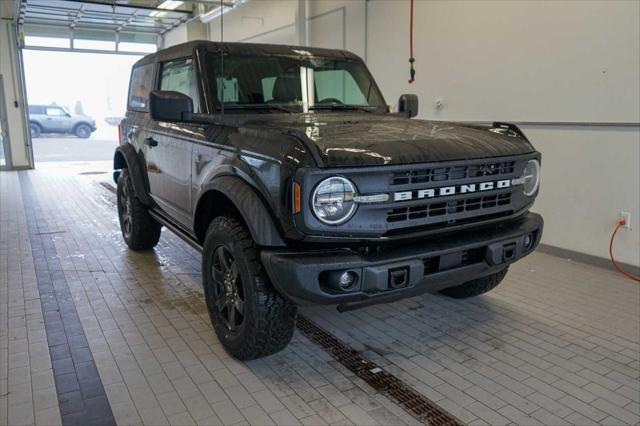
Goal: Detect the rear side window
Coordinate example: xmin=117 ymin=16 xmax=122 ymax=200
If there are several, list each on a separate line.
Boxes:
xmin=128 ymin=64 xmax=154 ymax=111
xmin=46 ymin=107 xmax=66 ymax=116
xmin=159 ymin=58 xmax=200 ymax=113
xmin=29 ymin=106 xmax=44 ymax=114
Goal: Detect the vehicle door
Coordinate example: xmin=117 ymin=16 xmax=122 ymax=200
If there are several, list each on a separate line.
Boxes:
xmin=144 ymin=57 xmax=204 ymax=228
xmin=43 ymin=106 xmax=70 ymax=132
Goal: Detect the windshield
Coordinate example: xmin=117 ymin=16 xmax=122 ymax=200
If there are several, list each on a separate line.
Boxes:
xmin=206 ymin=53 xmax=386 ymax=113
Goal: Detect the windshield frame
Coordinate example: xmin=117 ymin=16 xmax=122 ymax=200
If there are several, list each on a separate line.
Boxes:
xmin=203 ymin=50 xmax=388 ymax=115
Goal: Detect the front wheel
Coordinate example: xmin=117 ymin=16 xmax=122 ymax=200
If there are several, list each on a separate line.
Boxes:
xmin=202 ymin=216 xmax=297 ymax=360
xmin=439 ymin=268 xmax=509 ymax=299
xmin=74 ymin=123 xmax=92 ymax=139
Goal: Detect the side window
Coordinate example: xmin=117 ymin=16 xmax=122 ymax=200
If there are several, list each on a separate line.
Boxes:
xmin=160 ymin=58 xmax=200 ymax=113
xmin=128 ymin=64 xmax=154 ymax=111
xmin=29 ymin=106 xmax=44 ymax=115
xmin=45 ymin=107 xmax=66 ymax=117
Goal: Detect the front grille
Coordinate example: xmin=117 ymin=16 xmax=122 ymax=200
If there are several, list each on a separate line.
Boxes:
xmin=392 ymin=161 xmax=515 ymax=185
xmin=387 ymin=192 xmax=512 ymax=223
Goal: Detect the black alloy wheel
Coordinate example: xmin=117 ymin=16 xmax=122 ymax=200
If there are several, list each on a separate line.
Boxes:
xmin=119 ymin=177 xmax=133 ymax=241
xmin=211 ymin=245 xmax=246 ymax=332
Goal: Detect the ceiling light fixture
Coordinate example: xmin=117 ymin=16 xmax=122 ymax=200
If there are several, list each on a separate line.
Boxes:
xmin=200 ymin=0 xmax=249 ymax=24
xmin=157 ymin=0 xmax=183 ymax=10
xmin=150 ymin=1 xmax=183 ymax=18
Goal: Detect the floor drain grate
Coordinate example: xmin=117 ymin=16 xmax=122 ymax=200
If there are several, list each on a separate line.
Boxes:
xmin=296 ymin=316 xmax=463 ymax=426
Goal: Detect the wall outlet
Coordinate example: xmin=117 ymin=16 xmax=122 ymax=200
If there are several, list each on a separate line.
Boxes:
xmin=620 ymin=211 xmax=631 ymax=229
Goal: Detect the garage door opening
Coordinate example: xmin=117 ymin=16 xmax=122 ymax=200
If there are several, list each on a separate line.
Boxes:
xmin=23 ymin=46 xmax=145 ymax=164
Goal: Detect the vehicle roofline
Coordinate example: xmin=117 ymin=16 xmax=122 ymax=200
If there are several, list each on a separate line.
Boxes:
xmin=133 ymin=40 xmax=363 ymax=68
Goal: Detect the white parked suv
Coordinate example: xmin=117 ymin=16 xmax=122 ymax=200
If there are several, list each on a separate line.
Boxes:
xmin=28 ymin=104 xmax=96 ymax=138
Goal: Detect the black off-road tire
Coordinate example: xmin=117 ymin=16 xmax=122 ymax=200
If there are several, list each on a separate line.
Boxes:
xmin=439 ymin=267 xmax=509 ymax=299
xmin=117 ymin=169 xmax=162 ymax=250
xmin=74 ymin=123 xmax=92 ymax=139
xmin=202 ymin=216 xmax=297 ymax=360
xmin=30 ymin=123 xmax=42 ymax=138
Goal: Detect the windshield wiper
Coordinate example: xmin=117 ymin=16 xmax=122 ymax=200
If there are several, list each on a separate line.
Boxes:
xmin=220 ymin=104 xmax=297 ymax=115
xmin=309 ymin=104 xmax=376 ymax=113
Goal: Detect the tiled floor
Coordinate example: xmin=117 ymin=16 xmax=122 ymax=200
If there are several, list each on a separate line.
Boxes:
xmin=1 ymin=164 xmax=639 ymax=426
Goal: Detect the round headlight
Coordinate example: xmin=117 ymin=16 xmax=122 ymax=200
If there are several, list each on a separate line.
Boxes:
xmin=522 ymin=159 xmax=540 ymax=196
xmin=312 ymin=177 xmax=357 ymax=225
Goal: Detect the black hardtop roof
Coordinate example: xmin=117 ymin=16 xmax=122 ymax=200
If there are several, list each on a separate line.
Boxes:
xmin=133 ymin=40 xmax=362 ymax=68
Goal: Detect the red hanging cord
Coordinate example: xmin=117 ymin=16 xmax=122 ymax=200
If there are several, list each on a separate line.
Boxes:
xmin=408 ymin=0 xmax=415 ymax=83
xmin=609 ymin=220 xmax=640 ymax=282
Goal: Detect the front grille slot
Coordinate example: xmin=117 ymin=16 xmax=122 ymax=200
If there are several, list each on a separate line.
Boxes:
xmin=387 ymin=192 xmax=512 ymax=223
xmin=392 ymin=161 xmax=515 ymax=185
xmin=422 ymin=246 xmax=486 ymax=276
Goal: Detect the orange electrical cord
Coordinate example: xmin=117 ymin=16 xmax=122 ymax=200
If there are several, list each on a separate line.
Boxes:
xmin=609 ymin=220 xmax=640 ymax=282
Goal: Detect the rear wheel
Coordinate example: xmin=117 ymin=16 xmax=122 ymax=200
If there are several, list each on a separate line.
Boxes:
xmin=30 ymin=123 xmax=42 ymax=138
xmin=117 ymin=169 xmax=162 ymax=250
xmin=439 ymin=268 xmax=508 ymax=299
xmin=74 ymin=123 xmax=92 ymax=139
xmin=202 ymin=216 xmax=297 ymax=360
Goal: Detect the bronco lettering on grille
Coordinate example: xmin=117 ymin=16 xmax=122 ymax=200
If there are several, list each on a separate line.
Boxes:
xmin=393 ymin=179 xmax=512 ymax=202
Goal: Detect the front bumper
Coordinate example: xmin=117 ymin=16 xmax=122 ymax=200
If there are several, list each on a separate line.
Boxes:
xmin=261 ymin=212 xmax=543 ymax=311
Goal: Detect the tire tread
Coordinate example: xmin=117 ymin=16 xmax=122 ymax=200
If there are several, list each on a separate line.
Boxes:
xmin=205 ymin=216 xmax=296 ymax=360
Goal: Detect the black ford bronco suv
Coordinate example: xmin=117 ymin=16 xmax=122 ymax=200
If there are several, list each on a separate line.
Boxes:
xmin=114 ymin=41 xmax=543 ymax=360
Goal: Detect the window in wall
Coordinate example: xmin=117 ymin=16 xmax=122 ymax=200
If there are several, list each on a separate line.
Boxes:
xmin=24 ymin=36 xmax=70 ymax=49
xmin=160 ymin=58 xmax=200 ymax=112
xmin=118 ymin=42 xmax=157 ymax=53
xmin=128 ymin=64 xmax=154 ymax=111
xmin=74 ymin=39 xmax=116 ymax=51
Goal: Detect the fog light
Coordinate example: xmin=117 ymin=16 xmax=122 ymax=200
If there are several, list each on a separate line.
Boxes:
xmin=338 ymin=271 xmax=358 ymax=291
xmin=523 ymin=233 xmax=534 ymax=251
xmin=319 ymin=270 xmax=360 ymax=293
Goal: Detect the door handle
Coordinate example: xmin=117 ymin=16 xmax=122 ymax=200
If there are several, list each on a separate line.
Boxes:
xmin=144 ymin=137 xmax=158 ymax=147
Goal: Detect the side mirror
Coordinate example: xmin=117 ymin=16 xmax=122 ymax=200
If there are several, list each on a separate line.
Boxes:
xmin=149 ymin=90 xmax=194 ymax=122
xmin=398 ymin=94 xmax=419 ymax=118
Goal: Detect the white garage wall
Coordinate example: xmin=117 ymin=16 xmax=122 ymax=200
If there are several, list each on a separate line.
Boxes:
xmin=163 ymin=24 xmax=188 ymax=47
xmin=171 ymin=0 xmax=640 ymax=267
xmin=163 ymin=20 xmax=208 ymax=48
xmin=367 ymin=0 xmax=640 ymax=267
xmin=208 ymin=1 xmax=297 ymax=44
xmin=207 ymin=0 xmax=366 ymax=57
xmin=523 ymin=125 xmax=639 ymax=267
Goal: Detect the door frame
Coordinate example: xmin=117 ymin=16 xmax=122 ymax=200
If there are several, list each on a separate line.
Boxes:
xmin=0 ymin=75 xmax=14 ymax=170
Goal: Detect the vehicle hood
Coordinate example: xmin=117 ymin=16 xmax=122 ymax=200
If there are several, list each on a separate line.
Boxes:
xmin=248 ymin=114 xmax=535 ymax=167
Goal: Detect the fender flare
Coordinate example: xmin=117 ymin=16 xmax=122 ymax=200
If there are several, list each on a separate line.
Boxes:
xmin=113 ymin=143 xmax=154 ymax=206
xmin=196 ymin=176 xmax=286 ymax=247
